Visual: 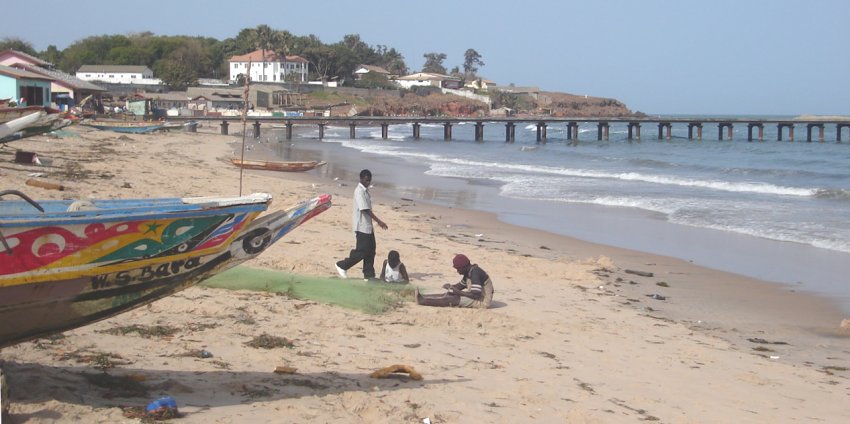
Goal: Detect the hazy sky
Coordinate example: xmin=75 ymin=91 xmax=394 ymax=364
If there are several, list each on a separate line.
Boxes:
xmin=4 ymin=0 xmax=848 ymax=115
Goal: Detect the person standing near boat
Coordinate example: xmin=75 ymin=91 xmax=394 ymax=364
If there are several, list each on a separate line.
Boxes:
xmin=415 ymin=254 xmax=494 ymax=308
xmin=335 ymin=169 xmax=388 ymax=281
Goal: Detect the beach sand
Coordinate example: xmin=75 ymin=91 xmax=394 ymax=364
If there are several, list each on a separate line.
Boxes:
xmin=1 ymin=125 xmax=848 ymax=423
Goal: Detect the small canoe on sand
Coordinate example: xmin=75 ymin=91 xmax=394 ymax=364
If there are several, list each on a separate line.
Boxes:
xmin=230 ymin=158 xmax=327 ymax=172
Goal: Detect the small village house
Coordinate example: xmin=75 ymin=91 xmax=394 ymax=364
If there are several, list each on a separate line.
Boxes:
xmin=353 ymin=64 xmax=391 ymax=80
xmin=76 ymin=65 xmax=162 ymax=85
xmin=394 ymin=72 xmax=463 ymax=90
xmin=228 ymin=49 xmax=309 ymax=83
xmin=0 ymin=49 xmax=106 ymax=109
xmin=0 ymin=65 xmax=53 ymax=106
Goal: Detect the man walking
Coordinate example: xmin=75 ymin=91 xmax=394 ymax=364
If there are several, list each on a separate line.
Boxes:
xmin=335 ymin=169 xmax=388 ymax=280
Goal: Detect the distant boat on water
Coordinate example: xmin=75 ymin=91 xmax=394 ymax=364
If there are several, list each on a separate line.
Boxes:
xmin=230 ymin=158 xmax=327 ymax=172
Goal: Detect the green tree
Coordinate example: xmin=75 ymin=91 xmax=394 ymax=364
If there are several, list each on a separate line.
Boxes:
xmin=0 ymin=37 xmax=37 ymax=55
xmin=302 ymin=44 xmax=336 ymax=81
xmin=354 ymin=72 xmax=395 ymax=89
xmin=422 ymin=52 xmax=447 ymax=74
xmin=40 ymin=45 xmax=62 ymax=66
xmin=463 ymin=48 xmax=484 ymax=78
xmin=376 ymin=45 xmax=407 ymax=75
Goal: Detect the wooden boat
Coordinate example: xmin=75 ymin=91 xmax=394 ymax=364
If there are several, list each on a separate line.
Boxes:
xmin=0 ymin=190 xmax=331 ymax=349
xmin=230 ymin=158 xmax=327 ymax=172
xmin=0 ymin=111 xmax=73 ymax=143
xmin=0 ymin=111 xmax=44 ymax=139
xmin=79 ymin=119 xmax=168 ymax=134
xmin=0 ymin=106 xmax=52 ymax=124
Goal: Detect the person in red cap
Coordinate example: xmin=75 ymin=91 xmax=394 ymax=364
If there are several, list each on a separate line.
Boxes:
xmin=415 ymin=254 xmax=494 ymax=308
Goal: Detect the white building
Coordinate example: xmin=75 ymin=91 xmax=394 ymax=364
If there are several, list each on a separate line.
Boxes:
xmin=228 ymin=49 xmax=309 ymax=83
xmin=76 ymin=65 xmax=162 ymax=85
xmin=394 ymin=72 xmax=462 ymax=89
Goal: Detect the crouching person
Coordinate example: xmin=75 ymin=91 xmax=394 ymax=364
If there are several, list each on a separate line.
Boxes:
xmin=415 ymin=254 xmax=493 ymax=308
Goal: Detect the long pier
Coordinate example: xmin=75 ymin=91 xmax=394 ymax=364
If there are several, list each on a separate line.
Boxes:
xmin=170 ymin=116 xmax=850 ymax=143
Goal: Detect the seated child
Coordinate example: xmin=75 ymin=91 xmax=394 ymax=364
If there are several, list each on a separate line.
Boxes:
xmin=379 ymin=250 xmax=409 ymax=283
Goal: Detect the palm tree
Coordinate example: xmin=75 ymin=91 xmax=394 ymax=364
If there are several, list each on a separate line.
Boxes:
xmin=251 ymin=25 xmax=277 ymax=82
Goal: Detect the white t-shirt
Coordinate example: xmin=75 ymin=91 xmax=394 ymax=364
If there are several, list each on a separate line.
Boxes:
xmin=383 ymin=262 xmax=404 ymax=283
xmin=352 ymin=182 xmax=373 ymax=233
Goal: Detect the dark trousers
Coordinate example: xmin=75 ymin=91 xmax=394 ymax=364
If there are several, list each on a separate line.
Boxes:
xmin=337 ymin=231 xmax=376 ymax=278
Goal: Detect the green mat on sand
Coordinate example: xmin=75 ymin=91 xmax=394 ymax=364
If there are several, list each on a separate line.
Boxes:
xmin=200 ymin=266 xmax=415 ymax=314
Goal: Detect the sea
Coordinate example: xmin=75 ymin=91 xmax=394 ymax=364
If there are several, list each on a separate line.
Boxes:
xmin=260 ymin=117 xmax=850 ymax=311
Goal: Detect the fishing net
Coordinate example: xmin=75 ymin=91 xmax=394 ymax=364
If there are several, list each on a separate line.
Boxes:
xmin=200 ymin=266 xmax=414 ymax=314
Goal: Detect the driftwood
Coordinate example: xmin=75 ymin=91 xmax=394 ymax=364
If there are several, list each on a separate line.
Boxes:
xmin=273 ymin=365 xmax=298 ymax=374
xmin=369 ymin=364 xmax=423 ymax=380
xmin=625 ymin=269 xmax=654 ymax=277
xmin=25 ymin=178 xmax=64 ymax=191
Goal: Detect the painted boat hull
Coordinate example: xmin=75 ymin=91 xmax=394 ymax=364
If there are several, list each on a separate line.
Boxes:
xmin=0 ymin=193 xmax=331 ymax=348
xmin=230 ymin=158 xmax=327 ymax=172
xmin=80 ymin=121 xmax=166 ymax=134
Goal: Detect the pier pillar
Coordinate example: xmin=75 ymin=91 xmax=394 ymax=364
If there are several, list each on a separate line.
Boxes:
xmin=536 ymin=122 xmax=547 ymax=143
xmin=413 ymin=122 xmax=421 ymax=140
xmin=285 ymin=122 xmax=293 ymax=140
xmin=349 ymin=122 xmax=356 ymax=139
xmin=718 ymin=123 xmax=733 ymax=141
xmin=444 ymin=122 xmax=453 ymax=141
xmin=220 ymin=120 xmax=229 ymax=135
xmin=318 ymin=123 xmax=325 ymax=140
xmin=627 ymin=122 xmax=641 ymax=141
xmin=567 ymin=122 xmax=579 ymax=140
xmin=253 ymin=121 xmax=261 ymax=139
xmin=381 ymin=122 xmax=389 ymax=140
xmin=475 ymin=122 xmax=485 ymax=142
xmin=837 ymin=124 xmax=850 ymax=142
xmin=597 ymin=122 xmax=609 ymax=141
xmin=746 ymin=123 xmax=764 ymax=142
xmin=505 ymin=122 xmax=515 ymax=142
xmin=806 ymin=123 xmax=825 ymax=142
xmin=777 ymin=123 xmax=795 ymax=141
xmin=687 ymin=123 xmax=703 ymax=140
xmin=657 ymin=123 xmax=671 ymax=140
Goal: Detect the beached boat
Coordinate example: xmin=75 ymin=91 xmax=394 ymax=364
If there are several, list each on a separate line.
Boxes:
xmin=230 ymin=158 xmax=327 ymax=172
xmin=0 ymin=106 xmax=53 ymax=124
xmin=0 ymin=190 xmax=332 ymax=349
xmin=79 ymin=119 xmax=168 ymax=134
xmin=0 ymin=111 xmax=44 ymax=140
xmin=0 ymin=111 xmax=74 ymax=143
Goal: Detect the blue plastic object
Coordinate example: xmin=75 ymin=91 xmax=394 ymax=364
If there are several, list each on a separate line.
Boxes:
xmin=146 ymin=395 xmax=178 ymax=412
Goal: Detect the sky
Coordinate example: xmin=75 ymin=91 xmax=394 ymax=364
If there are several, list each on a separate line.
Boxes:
xmin=3 ymin=0 xmax=849 ymax=115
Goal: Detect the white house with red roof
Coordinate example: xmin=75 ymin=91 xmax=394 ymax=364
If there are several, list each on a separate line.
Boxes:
xmin=228 ymin=49 xmax=308 ymax=83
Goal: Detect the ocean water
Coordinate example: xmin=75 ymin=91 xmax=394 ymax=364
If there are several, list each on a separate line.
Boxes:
xmin=267 ymin=119 xmax=850 ymax=308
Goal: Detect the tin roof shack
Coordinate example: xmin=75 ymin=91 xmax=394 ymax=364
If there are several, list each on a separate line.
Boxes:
xmin=141 ymin=91 xmax=191 ymax=117
xmin=0 ymin=65 xmax=53 ymax=106
xmin=0 ymin=49 xmax=106 ymax=109
xmin=187 ymin=87 xmax=244 ymax=116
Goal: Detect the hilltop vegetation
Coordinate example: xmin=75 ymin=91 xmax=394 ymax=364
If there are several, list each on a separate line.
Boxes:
xmin=1 ymin=27 xmax=638 ymax=117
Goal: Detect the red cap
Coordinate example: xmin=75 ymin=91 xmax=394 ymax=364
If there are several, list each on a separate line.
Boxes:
xmin=452 ymin=254 xmax=470 ymax=269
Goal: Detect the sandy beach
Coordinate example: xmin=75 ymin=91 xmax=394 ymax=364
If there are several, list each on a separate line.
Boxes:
xmin=1 ymin=124 xmax=849 ymax=423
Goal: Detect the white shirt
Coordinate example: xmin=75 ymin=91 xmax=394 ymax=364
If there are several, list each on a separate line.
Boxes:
xmin=383 ymin=262 xmax=404 ymax=283
xmin=352 ymin=182 xmax=373 ymax=233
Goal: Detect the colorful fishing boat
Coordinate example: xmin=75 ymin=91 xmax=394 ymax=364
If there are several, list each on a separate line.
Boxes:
xmin=230 ymin=158 xmax=327 ymax=172
xmin=79 ymin=119 xmax=168 ymax=134
xmin=0 ymin=190 xmax=332 ymax=349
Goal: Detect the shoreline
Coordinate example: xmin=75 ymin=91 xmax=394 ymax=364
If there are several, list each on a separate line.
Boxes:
xmin=258 ymin=133 xmax=850 ymax=309
xmin=250 ymin=137 xmax=849 ymax=358
xmin=1 ymin=126 xmax=848 ymax=422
